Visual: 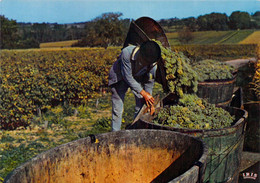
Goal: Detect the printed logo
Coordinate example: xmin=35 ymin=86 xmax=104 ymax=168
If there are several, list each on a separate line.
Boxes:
xmin=242 ymin=172 xmax=258 ymax=180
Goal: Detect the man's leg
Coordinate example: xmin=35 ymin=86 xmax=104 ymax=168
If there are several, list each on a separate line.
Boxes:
xmin=111 ymin=81 xmax=128 ymax=131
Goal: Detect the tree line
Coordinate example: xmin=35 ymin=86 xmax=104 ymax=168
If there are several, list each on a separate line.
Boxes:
xmin=159 ymin=11 xmax=260 ymax=32
xmin=1 ymin=11 xmax=259 ymax=49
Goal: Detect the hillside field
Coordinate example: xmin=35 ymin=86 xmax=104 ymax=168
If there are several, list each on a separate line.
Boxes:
xmin=39 ymin=30 xmax=259 ymax=48
xmin=40 ymin=40 xmax=79 ymax=48
xmin=240 ymin=31 xmax=260 ymax=44
xmin=166 ymin=30 xmax=259 ymax=45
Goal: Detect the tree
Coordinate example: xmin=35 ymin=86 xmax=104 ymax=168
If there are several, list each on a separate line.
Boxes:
xmin=0 ymin=15 xmax=19 ymax=49
xmin=197 ymin=13 xmax=228 ymax=31
xmin=229 ymin=11 xmax=251 ymax=29
xmin=178 ymin=26 xmax=194 ymax=44
xmin=182 ymin=17 xmax=199 ymax=31
xmin=253 ymin=11 xmax=260 ymax=17
xmin=252 ymin=11 xmax=260 ymax=29
xmin=75 ymin=12 xmax=129 ymax=48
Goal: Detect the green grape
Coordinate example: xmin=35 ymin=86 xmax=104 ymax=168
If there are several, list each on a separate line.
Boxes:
xmin=154 ymin=40 xmax=198 ymax=97
xmin=152 ymin=94 xmax=235 ymax=130
xmin=192 ymin=59 xmax=235 ymax=81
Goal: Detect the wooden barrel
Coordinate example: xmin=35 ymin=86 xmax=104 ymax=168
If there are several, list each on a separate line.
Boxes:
xmin=197 ymin=75 xmax=237 ymax=107
xmin=243 ymin=101 xmax=260 ymax=153
xmin=4 ymin=130 xmax=208 ymax=183
xmin=129 ymin=107 xmax=248 ymax=183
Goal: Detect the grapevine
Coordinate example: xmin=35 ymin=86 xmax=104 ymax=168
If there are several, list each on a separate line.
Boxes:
xmin=250 ymin=47 xmax=260 ymax=100
xmin=152 ymin=94 xmax=235 ymax=129
xmin=192 ymin=59 xmax=235 ymax=82
xmin=0 ymin=47 xmax=121 ymax=129
xmin=155 ymin=40 xmax=198 ymax=97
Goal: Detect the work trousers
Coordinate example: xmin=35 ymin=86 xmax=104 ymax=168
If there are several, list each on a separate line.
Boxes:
xmin=111 ymin=78 xmax=154 ymax=131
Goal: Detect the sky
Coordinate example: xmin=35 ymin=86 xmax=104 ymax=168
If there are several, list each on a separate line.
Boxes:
xmin=0 ymin=0 xmax=259 ymax=24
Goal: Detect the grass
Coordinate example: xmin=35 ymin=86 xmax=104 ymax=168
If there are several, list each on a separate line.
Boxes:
xmin=239 ymin=31 xmax=260 ymax=44
xmin=219 ymin=30 xmax=255 ymax=44
xmin=0 ymin=94 xmax=112 ymax=181
xmin=40 ymin=40 xmax=79 ymax=48
xmin=166 ymin=30 xmax=257 ymax=45
xmin=0 ymin=83 xmax=164 ymax=182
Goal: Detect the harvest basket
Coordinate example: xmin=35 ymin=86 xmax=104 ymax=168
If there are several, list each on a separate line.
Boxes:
xmin=4 ymin=130 xmax=208 ymax=183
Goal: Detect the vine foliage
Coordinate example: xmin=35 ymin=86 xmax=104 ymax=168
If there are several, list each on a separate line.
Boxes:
xmin=153 ymin=94 xmax=235 ymax=129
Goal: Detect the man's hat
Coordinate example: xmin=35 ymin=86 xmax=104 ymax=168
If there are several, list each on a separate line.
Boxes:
xmin=139 ymin=40 xmax=161 ymax=64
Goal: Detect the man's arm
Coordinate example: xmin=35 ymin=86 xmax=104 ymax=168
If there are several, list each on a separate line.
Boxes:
xmin=120 ymin=49 xmax=143 ymax=94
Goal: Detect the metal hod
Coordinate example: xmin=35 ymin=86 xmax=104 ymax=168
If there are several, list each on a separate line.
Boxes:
xmin=123 ymin=17 xmax=170 ymax=48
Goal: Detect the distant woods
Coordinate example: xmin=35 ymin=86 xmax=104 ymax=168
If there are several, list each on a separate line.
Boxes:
xmin=1 ymin=11 xmax=260 ymax=49
xmin=73 ymin=13 xmax=130 ymax=48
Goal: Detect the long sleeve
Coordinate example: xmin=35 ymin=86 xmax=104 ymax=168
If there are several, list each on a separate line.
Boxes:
xmin=120 ymin=49 xmax=143 ymax=94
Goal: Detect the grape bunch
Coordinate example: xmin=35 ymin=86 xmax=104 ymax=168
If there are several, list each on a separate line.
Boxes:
xmin=153 ymin=94 xmax=235 ymax=130
xmin=192 ymin=59 xmax=235 ymax=82
xmin=155 ymin=40 xmax=198 ymax=97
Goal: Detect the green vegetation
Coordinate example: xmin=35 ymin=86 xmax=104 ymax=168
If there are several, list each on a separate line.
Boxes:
xmin=217 ymin=30 xmax=254 ymax=44
xmin=240 ymin=31 xmax=260 ymax=44
xmin=2 ymin=10 xmax=260 ymax=49
xmin=251 ymin=61 xmax=260 ymax=101
xmin=192 ymin=59 xmax=235 ymax=81
xmin=40 ymin=40 xmax=79 ymax=48
xmin=166 ymin=30 xmax=257 ymax=45
xmin=0 ymin=44 xmax=256 ymax=130
xmin=153 ymin=94 xmax=235 ymax=129
xmin=0 ymin=48 xmax=120 ymax=130
xmin=0 ymin=81 xmax=163 ymax=181
xmin=0 ymin=43 xmax=257 ymax=181
xmin=160 ymin=11 xmax=260 ymax=32
xmin=172 ymin=44 xmax=257 ymax=61
xmin=0 ymin=95 xmax=110 ymax=181
xmin=74 ymin=13 xmax=128 ymax=48
xmin=156 ymin=40 xmax=198 ymax=97
xmin=246 ymin=48 xmax=260 ymax=101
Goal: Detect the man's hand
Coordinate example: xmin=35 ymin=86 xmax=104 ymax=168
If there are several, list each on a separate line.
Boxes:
xmin=140 ymin=90 xmax=154 ymax=106
xmin=140 ymin=90 xmax=155 ymax=115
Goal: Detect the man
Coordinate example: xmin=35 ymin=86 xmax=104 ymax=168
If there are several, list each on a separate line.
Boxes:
xmin=108 ymin=40 xmax=161 ymax=131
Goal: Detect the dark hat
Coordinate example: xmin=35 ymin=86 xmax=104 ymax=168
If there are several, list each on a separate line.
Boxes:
xmin=139 ymin=40 xmax=161 ymax=64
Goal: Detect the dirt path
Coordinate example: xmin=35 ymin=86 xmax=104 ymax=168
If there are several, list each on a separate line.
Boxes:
xmin=225 ymin=58 xmax=257 ymax=68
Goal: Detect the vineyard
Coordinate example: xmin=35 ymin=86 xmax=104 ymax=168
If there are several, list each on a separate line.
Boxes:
xmin=40 ymin=40 xmax=79 ymax=48
xmin=0 ymin=45 xmax=257 ymax=130
xmin=0 ymin=47 xmax=121 ymax=129
xmin=0 ymin=44 xmax=259 ymax=181
xmin=166 ymin=30 xmax=259 ymax=45
xmin=239 ymin=31 xmax=260 ymax=44
xmin=172 ymin=44 xmax=257 ymax=61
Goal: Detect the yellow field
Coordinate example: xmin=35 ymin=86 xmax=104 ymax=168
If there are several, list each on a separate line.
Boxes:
xmin=40 ymin=40 xmax=79 ymax=48
xmin=239 ymin=31 xmax=260 ymax=44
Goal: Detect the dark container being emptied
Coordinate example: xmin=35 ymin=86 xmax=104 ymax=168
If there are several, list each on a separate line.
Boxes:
xmin=128 ymin=94 xmax=248 ymax=183
xmin=4 ymin=130 xmax=208 ymax=183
